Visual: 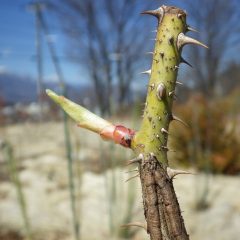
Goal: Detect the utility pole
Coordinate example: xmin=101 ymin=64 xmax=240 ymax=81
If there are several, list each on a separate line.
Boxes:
xmin=28 ymin=2 xmax=45 ymax=119
xmin=38 ymin=10 xmax=65 ymax=92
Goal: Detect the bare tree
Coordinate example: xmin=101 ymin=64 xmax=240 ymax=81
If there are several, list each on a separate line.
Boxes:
xmin=181 ymin=0 xmax=240 ymax=96
xmin=46 ymin=0 xmax=155 ymax=115
xmin=220 ymin=62 xmax=240 ymax=95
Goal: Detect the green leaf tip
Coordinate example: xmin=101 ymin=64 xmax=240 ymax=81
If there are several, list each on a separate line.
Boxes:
xmin=46 ymin=89 xmax=60 ymax=103
xmin=45 ymin=89 xmax=113 ymax=134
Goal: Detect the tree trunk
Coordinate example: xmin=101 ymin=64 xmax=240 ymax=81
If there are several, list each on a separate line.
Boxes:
xmin=139 ymin=155 xmax=189 ymax=240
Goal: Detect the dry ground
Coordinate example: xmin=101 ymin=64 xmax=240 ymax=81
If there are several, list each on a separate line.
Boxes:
xmin=0 ymin=122 xmax=239 ymax=240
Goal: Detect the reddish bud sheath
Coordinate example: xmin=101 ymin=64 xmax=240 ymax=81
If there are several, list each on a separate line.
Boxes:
xmin=100 ymin=125 xmax=135 ymax=148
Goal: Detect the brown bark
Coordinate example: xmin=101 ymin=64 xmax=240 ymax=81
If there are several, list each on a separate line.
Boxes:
xmin=139 ymin=155 xmax=189 ymax=240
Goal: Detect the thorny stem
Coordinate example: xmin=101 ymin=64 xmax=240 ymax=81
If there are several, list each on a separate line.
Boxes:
xmin=132 ymin=6 xmax=187 ymax=164
xmin=46 ymin=4 xmax=208 ymax=240
xmin=46 ymin=89 xmax=135 ymax=148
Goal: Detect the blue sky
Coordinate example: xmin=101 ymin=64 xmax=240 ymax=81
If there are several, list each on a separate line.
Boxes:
xmin=1 ymin=0 xmax=239 ymax=88
xmin=0 ymin=0 xmax=81 ymax=84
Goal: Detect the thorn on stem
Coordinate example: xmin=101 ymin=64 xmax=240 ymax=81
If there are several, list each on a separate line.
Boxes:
xmin=167 ymin=167 xmax=194 ymax=179
xmin=161 ymin=128 xmax=169 ymax=134
xmin=125 ymin=174 xmax=140 ymax=182
xmin=171 ymin=114 xmax=189 ymax=127
xmin=176 ymin=81 xmax=183 ymax=85
xmin=146 ymin=52 xmax=154 ymax=55
xmin=149 ymin=83 xmax=155 ymax=91
xmin=125 ymin=169 xmax=138 ymax=174
xmin=168 ymin=91 xmax=175 ymax=97
xmin=180 ymin=56 xmax=193 ymax=68
xmin=127 ymin=154 xmax=144 ymax=165
xmin=177 ymin=33 xmax=208 ymax=50
xmin=161 ymin=146 xmax=169 ymax=151
xmin=121 ymin=222 xmax=147 ymax=231
xmin=141 ymin=7 xmax=164 ymax=21
xmin=177 ymin=13 xmax=185 ymax=19
xmin=186 ymin=25 xmax=198 ymax=33
xmin=174 ymin=65 xmax=179 ymax=71
xmin=140 ymin=69 xmax=151 ymax=75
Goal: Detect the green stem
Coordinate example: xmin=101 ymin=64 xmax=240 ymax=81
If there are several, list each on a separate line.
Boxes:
xmin=63 ymin=113 xmax=80 ymax=240
xmin=4 ymin=143 xmax=32 ymax=240
xmin=132 ymin=8 xmax=186 ymax=165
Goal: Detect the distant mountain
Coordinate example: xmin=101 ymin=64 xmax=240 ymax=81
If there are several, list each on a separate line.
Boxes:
xmin=0 ymin=72 xmax=95 ymax=106
xmin=0 ymin=73 xmax=37 ymax=104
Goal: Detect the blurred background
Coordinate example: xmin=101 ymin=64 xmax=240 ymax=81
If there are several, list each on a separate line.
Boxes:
xmin=0 ymin=0 xmax=240 ymax=239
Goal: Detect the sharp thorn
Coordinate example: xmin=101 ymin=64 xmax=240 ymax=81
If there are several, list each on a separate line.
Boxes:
xmin=186 ymin=25 xmax=198 ymax=33
xmin=171 ymin=114 xmax=189 ymax=127
xmin=146 ymin=52 xmax=154 ymax=55
xmin=180 ymin=57 xmax=193 ymax=68
xmin=125 ymin=174 xmax=140 ymax=182
xmin=169 ymin=91 xmax=178 ymax=100
xmin=126 ymin=154 xmax=143 ymax=165
xmin=152 ymin=30 xmax=157 ymax=33
xmin=150 ymin=38 xmax=157 ymax=41
xmin=141 ymin=7 xmax=164 ymax=20
xmin=177 ymin=13 xmax=185 ymax=19
xmin=161 ymin=146 xmax=169 ymax=151
xmin=161 ymin=128 xmax=169 ymax=134
xmin=176 ymin=81 xmax=183 ymax=85
xmin=126 ymin=159 xmax=140 ymax=166
xmin=167 ymin=167 xmax=194 ymax=180
xmin=141 ymin=10 xmax=159 ymax=18
xmin=121 ymin=222 xmax=147 ymax=231
xmin=125 ymin=169 xmax=138 ymax=174
xmin=140 ymin=69 xmax=151 ymax=75
xmin=177 ymin=33 xmax=208 ymax=50
xmin=149 ymin=83 xmax=155 ymax=91
xmin=174 ymin=65 xmax=179 ymax=70
xmin=149 ymin=152 xmax=156 ymax=159
xmin=168 ymin=149 xmax=176 ymax=153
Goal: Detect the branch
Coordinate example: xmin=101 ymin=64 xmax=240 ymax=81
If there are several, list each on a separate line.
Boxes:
xmin=46 ymin=89 xmax=135 ymax=148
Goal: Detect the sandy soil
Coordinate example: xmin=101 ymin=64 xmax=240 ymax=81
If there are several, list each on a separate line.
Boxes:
xmin=0 ymin=122 xmax=239 ymax=240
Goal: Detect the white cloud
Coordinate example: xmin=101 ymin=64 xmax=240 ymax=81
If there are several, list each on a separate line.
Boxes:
xmin=46 ymin=34 xmax=58 ymax=43
xmin=45 ymin=73 xmax=59 ymax=82
xmin=0 ymin=65 xmax=7 ymax=74
xmin=0 ymin=48 xmax=11 ymax=57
